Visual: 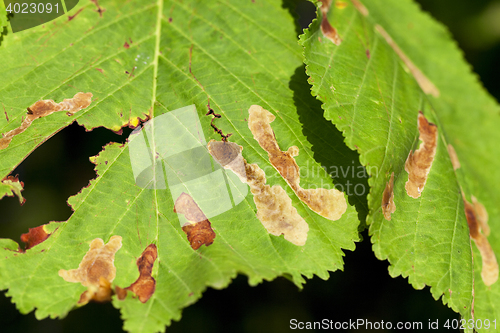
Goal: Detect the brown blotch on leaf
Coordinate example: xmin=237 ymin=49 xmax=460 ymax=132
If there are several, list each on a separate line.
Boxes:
xmin=208 ymin=139 xmax=308 ymax=246
xmin=472 ymin=195 xmax=489 ymax=236
xmin=246 ymin=163 xmax=309 ymax=246
xmin=174 ymin=193 xmax=216 ymax=250
xmin=58 ymin=236 xmax=122 ymax=305
xmin=0 ymin=92 xmax=93 ymax=150
xmin=79 ymin=277 xmax=113 ymax=304
xmin=207 ymin=140 xmax=247 ymax=183
xmin=124 ymin=41 xmax=130 ymax=49
xmin=463 ymin=194 xmax=497 ymax=286
xmin=248 ymin=105 xmax=347 ymax=221
xmin=376 ymin=25 xmax=439 ymax=97
xmin=404 ymin=111 xmax=438 ymax=198
xmin=1 ymin=175 xmax=25 ymax=205
xmin=447 ymin=144 xmax=461 ymax=170
xmin=382 ymin=172 xmax=396 ymax=221
xmin=115 ymin=286 xmax=127 ymax=300
xmin=20 ymin=225 xmax=51 ymax=251
xmin=319 ymin=0 xmax=342 ymax=45
xmin=124 ymin=244 xmax=158 ymax=303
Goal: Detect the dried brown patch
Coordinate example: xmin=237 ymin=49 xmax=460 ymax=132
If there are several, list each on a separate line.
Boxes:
xmin=58 ymin=235 xmax=122 ymax=305
xmin=208 ymin=140 xmax=308 ymax=246
xmin=472 ymin=195 xmax=489 ymax=236
xmin=0 ymin=175 xmax=25 ymax=205
xmin=248 ymin=105 xmax=347 ymax=221
xmin=245 ymin=163 xmax=309 ymax=246
xmin=447 ymin=144 xmax=461 ymax=170
xmin=375 ymin=25 xmax=439 ymax=97
xmin=335 ymin=1 xmax=348 ymax=9
xmin=382 ymin=172 xmax=396 ymax=221
xmin=319 ymin=0 xmax=342 ymax=45
xmin=125 ymin=244 xmax=157 ymax=303
xmin=404 ymin=111 xmax=438 ymax=198
xmin=115 ymin=286 xmax=127 ymax=300
xmin=350 ymin=0 xmax=368 ymax=16
xmin=79 ymin=277 xmax=113 ymax=304
xmin=182 ymin=221 xmax=216 ymax=250
xmin=20 ymin=225 xmax=51 ymax=251
xmin=207 ymin=140 xmax=247 ymax=182
xmin=0 ymin=92 xmax=93 ymax=150
xmin=463 ymin=195 xmax=497 ymax=286
xmin=174 ymin=193 xmax=216 ymax=250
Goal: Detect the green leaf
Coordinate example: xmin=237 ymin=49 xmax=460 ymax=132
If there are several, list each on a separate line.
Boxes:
xmin=0 ymin=1 xmax=6 ymax=29
xmin=0 ymin=0 xmax=360 ymax=332
xmin=0 ymin=176 xmax=25 ymax=205
xmin=0 ymin=0 xmax=7 ymax=48
xmin=301 ymin=0 xmax=500 ymax=329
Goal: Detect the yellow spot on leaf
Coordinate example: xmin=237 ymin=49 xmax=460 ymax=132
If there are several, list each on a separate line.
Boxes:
xmin=335 ymin=1 xmax=348 ymax=9
xmin=129 ymin=117 xmax=140 ymax=128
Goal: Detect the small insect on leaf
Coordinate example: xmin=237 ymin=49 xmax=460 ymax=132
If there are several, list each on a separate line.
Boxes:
xmin=58 ymin=235 xmax=122 ymax=305
xmin=248 ymin=105 xmax=346 ymax=221
xmin=174 ymin=193 xmax=216 ymax=250
xmin=404 ymin=111 xmax=438 ymax=198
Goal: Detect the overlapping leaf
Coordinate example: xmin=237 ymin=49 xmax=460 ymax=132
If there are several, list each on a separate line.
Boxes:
xmin=0 ymin=1 xmax=6 ymax=30
xmin=301 ymin=0 xmax=500 ymax=329
xmin=0 ymin=0 xmax=360 ymax=332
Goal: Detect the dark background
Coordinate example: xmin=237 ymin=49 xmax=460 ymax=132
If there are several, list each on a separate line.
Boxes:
xmin=1 ymin=0 xmax=499 ymax=332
